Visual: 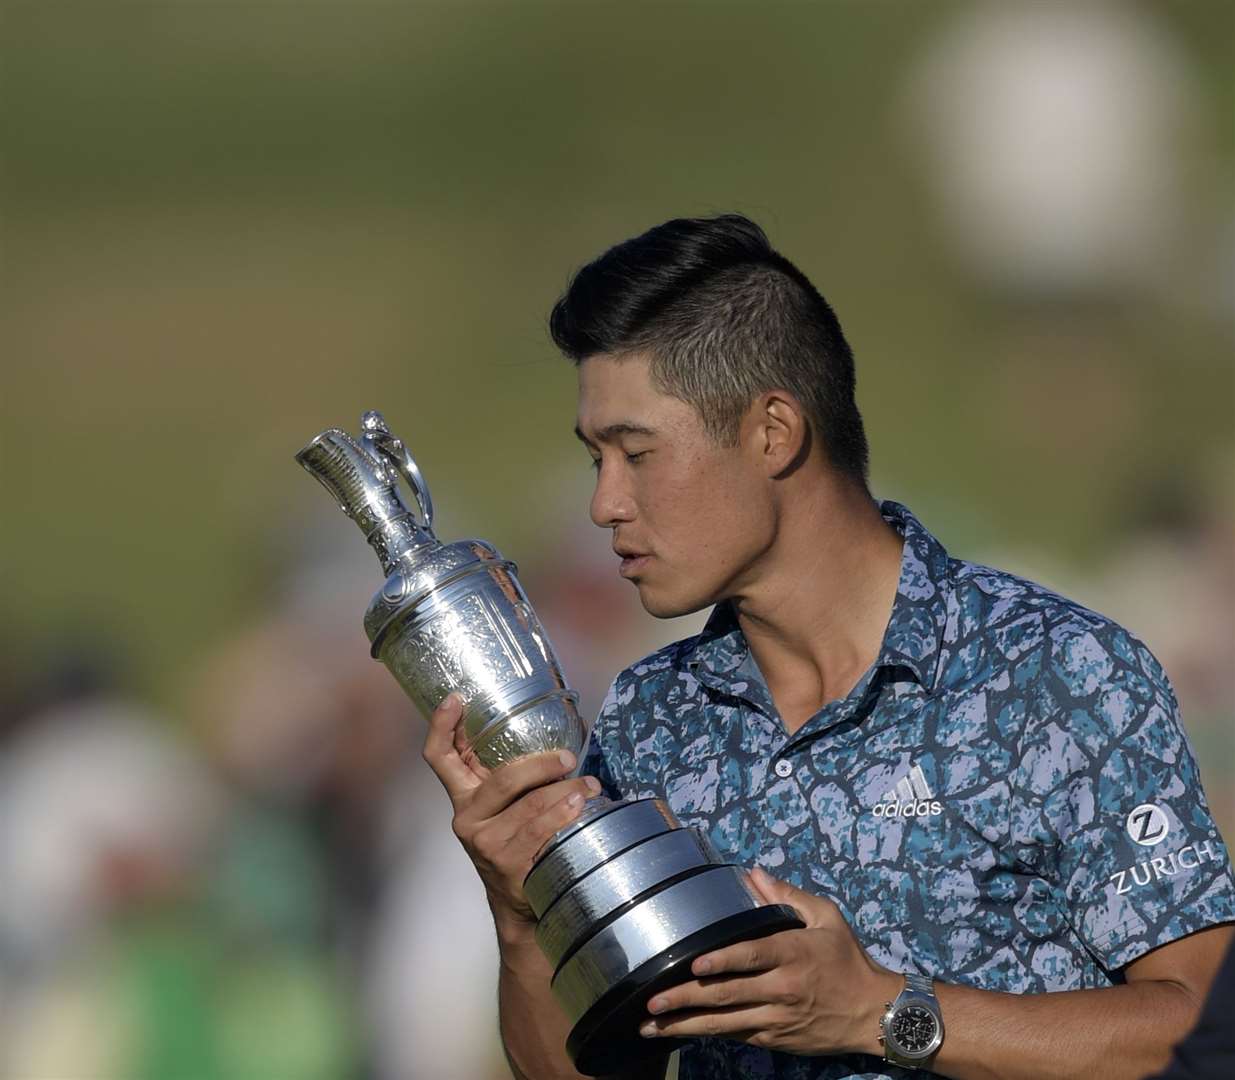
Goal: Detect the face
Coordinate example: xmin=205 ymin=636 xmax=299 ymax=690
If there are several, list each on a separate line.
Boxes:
xmin=575 ymin=353 xmax=774 ymax=618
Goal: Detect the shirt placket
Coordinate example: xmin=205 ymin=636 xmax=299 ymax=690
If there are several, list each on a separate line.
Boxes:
xmin=775 ymin=664 xmax=888 ymax=770
xmin=692 ymin=662 xmax=785 ymax=796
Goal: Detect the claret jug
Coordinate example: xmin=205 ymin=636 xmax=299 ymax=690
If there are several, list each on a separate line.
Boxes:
xmin=297 ymin=411 xmax=801 ymax=1075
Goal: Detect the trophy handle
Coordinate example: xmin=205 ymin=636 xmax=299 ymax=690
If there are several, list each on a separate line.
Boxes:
xmin=361 ymin=410 xmax=436 ymax=533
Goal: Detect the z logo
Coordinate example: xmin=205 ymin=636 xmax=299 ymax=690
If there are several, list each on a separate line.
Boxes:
xmin=1126 ymin=803 xmax=1170 ymax=847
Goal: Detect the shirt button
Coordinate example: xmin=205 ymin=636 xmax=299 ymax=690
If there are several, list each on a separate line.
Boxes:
xmin=774 ymin=759 xmax=793 ymax=779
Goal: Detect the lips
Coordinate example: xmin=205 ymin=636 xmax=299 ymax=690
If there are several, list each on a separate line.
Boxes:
xmin=618 ymin=554 xmax=650 ymax=578
xmin=614 ymin=545 xmax=652 ymax=578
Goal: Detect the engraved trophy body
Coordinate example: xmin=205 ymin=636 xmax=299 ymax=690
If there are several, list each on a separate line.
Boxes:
xmin=297 ymin=411 xmax=801 ymax=1075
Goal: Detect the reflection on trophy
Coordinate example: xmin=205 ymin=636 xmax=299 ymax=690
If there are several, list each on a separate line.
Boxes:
xmin=297 ymin=410 xmax=801 ymax=1075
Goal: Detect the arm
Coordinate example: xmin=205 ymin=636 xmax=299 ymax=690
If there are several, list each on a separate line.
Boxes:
xmin=421 ymin=695 xmax=668 ymax=1080
xmin=926 ymin=923 xmax=1233 ymax=1080
xmin=497 ymin=922 xmax=668 ymax=1080
xmin=639 ymin=870 xmax=1232 ymax=1079
xmin=495 ymin=917 xmax=576 ymax=1080
xmin=1144 ymin=936 xmax=1235 ymax=1080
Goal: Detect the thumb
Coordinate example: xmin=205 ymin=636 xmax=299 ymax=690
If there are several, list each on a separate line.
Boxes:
xmin=749 ymin=866 xmax=833 ymax=928
xmin=421 ymin=692 xmax=483 ymax=802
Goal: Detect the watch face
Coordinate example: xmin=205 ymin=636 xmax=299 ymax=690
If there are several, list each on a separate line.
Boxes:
xmin=890 ymin=1004 xmax=940 ymax=1056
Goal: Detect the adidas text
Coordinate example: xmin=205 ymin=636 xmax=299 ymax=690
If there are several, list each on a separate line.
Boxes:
xmin=873 ymin=798 xmax=943 ymax=818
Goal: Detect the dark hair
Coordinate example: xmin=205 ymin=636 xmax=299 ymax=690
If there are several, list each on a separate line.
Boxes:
xmin=549 ymin=214 xmax=869 ymax=482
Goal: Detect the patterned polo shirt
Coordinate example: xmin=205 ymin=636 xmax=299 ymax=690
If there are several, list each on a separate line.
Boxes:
xmin=581 ymin=501 xmax=1235 ymax=1080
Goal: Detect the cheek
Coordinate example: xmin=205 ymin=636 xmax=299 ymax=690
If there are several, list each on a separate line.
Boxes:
xmin=712 ymin=491 xmax=772 ymax=565
xmin=650 ymin=463 xmax=767 ymax=561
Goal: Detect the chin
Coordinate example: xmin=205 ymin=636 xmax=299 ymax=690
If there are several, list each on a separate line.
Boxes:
xmin=634 ymin=582 xmax=713 ymax=621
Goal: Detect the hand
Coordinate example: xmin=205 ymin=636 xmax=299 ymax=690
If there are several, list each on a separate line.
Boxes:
xmin=421 ymin=693 xmax=601 ymax=931
xmin=639 ymin=868 xmax=899 ymax=1056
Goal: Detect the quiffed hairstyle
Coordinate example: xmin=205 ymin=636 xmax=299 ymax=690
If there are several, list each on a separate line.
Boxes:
xmin=549 ymin=214 xmax=869 ymax=482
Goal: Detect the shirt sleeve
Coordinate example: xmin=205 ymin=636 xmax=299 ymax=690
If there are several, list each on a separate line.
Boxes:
xmin=1010 ymin=621 xmax=1235 ymax=972
xmin=577 ymin=676 xmax=626 ymax=802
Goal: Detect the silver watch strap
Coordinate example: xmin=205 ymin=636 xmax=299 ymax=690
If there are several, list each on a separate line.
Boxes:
xmin=881 ymin=971 xmax=944 ymax=1066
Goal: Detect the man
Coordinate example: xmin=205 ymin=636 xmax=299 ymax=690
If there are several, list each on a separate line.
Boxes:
xmin=421 ymin=215 xmax=1235 ymax=1079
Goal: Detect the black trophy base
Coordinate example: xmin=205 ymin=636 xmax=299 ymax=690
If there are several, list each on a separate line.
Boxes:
xmin=566 ymin=903 xmax=804 ymax=1077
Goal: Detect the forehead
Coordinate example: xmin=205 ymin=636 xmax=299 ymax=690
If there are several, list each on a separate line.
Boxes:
xmin=575 ymin=353 xmax=697 ymax=438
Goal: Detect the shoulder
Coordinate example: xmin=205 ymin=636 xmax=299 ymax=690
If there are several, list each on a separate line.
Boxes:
xmin=946 ymin=559 xmax=1184 ymax=787
xmin=939 ymin=556 xmax=1180 ymax=768
xmin=947 ymin=555 xmax=1165 ymax=687
xmin=951 ymin=555 xmax=1103 ymax=628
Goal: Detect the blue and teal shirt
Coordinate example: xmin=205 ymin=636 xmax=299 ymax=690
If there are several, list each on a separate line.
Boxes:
xmin=581 ymin=501 xmax=1235 ymax=1079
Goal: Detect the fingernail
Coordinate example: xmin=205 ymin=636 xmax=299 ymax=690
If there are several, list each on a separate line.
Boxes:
xmin=640 ymin=1021 xmax=657 ymax=1038
xmin=558 ymin=750 xmax=576 ymax=769
xmin=567 ymin=792 xmax=584 ymax=808
xmin=693 ymin=957 xmax=712 ymax=975
xmin=647 ymin=996 xmax=666 ymax=1014
xmin=584 ymin=776 xmax=602 ymax=795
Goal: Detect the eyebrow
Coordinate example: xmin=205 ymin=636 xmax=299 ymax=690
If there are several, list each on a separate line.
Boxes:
xmin=573 ymin=422 xmax=658 ymax=445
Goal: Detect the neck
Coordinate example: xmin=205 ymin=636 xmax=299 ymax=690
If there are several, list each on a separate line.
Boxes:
xmin=729 ymin=477 xmax=904 ymax=733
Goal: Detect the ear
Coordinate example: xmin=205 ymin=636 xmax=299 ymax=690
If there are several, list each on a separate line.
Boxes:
xmin=745 ymin=390 xmax=811 ymax=478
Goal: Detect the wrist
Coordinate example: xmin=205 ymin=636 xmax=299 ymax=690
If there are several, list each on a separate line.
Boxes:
xmin=879 ymin=971 xmax=946 ymax=1069
xmin=851 ymin=966 xmax=904 ymax=1056
xmin=490 ymin=898 xmax=540 ymax=951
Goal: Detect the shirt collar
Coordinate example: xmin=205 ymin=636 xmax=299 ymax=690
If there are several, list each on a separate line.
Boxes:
xmin=685 ymin=500 xmax=949 ymax=695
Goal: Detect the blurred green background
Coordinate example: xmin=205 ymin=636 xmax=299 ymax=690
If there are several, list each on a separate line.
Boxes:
xmin=1 ymin=3 xmax=1231 ymax=1078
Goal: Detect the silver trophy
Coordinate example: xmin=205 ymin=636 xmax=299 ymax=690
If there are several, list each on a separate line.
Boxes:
xmin=296 ymin=411 xmax=801 ymax=1075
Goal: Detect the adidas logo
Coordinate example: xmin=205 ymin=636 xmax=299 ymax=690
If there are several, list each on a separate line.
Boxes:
xmin=871 ymin=764 xmax=943 ymax=818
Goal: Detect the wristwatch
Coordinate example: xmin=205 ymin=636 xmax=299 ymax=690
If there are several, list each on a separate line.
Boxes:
xmin=879 ymin=972 xmax=944 ymax=1068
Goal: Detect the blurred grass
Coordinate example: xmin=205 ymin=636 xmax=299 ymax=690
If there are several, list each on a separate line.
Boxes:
xmin=1 ymin=0 xmax=1231 ymax=728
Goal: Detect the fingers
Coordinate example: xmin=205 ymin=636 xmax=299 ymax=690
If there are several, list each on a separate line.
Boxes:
xmin=459 ymin=768 xmax=601 ymax=921
xmin=472 ymin=776 xmax=599 ymax=867
xmin=641 ymin=964 xmax=792 ymax=1047
xmin=748 ymin=866 xmax=782 ymax=905
xmin=466 ymin=749 xmax=586 ymax=822
xmin=421 ymin=693 xmax=481 ymax=802
xmin=748 ymin=867 xmax=836 ymax=929
xmin=639 ymin=1003 xmax=772 ymax=1042
xmin=648 ymin=971 xmax=774 ymax=1017
xmin=457 ymin=762 xmax=600 ymax=858
xmin=452 ymin=722 xmax=491 ymax=782
xmin=690 ymin=933 xmax=786 ymax=978
xmin=422 ymin=694 xmax=603 ymax=918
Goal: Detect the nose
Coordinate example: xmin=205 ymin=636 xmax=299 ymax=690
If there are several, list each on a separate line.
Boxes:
xmin=589 ymin=459 xmax=636 ymax=529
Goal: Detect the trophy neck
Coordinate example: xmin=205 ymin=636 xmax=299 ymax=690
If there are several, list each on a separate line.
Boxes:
xmin=296 ymin=426 xmax=437 ymax=574
xmin=368 ymin=516 xmax=435 ymax=574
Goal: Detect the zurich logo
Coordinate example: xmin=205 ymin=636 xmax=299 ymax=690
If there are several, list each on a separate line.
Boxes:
xmin=1126 ymin=803 xmax=1170 ymax=847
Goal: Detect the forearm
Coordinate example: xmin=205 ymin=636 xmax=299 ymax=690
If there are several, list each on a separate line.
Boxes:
xmin=636 ymin=876 xmax=1227 ymax=1074
xmin=921 ymin=979 xmax=1198 ymax=1080
xmin=497 ymin=914 xmax=670 ymax=1080
xmin=497 ymin=919 xmax=584 ymax=1080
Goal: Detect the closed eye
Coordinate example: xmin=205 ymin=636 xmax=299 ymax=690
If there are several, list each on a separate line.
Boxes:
xmin=589 ymin=451 xmax=648 ymax=470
